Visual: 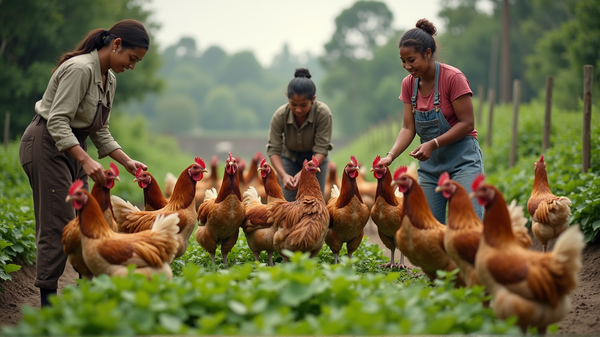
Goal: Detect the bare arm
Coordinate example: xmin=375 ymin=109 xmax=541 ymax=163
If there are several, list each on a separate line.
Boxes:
xmin=108 ymin=148 xmax=147 ymax=176
xmin=379 ymin=102 xmax=417 ymax=167
xmin=67 ymin=145 xmax=106 ymax=185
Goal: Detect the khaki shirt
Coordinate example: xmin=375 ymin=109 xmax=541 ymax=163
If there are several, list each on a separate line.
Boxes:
xmin=35 ymin=49 xmax=120 ymax=158
xmin=267 ymin=100 xmax=333 ymax=162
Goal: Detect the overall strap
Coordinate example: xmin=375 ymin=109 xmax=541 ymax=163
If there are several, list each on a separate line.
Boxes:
xmin=433 ymin=61 xmax=440 ymax=107
xmin=411 ymin=61 xmax=441 ymax=112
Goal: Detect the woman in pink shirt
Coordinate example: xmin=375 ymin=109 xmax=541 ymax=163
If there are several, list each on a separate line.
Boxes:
xmin=379 ymin=19 xmax=484 ymax=223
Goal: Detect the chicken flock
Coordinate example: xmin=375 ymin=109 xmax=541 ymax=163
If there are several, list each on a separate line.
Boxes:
xmin=63 ymin=152 xmax=583 ymax=333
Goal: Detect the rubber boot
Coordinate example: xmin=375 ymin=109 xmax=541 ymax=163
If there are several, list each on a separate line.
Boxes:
xmin=40 ymin=288 xmax=57 ymax=307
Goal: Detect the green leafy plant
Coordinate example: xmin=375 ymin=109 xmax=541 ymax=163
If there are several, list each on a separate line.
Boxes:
xmin=3 ymin=254 xmax=518 ymax=336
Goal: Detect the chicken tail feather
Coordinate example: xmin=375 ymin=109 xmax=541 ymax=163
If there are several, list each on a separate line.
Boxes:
xmin=110 ymin=195 xmax=140 ymax=223
xmin=204 ymin=187 xmax=218 ymax=202
xmin=331 ymin=184 xmax=340 ymax=199
xmin=551 ymin=225 xmax=584 ymax=290
xmin=243 ymin=186 xmax=262 ymax=206
xmin=507 ymin=199 xmax=532 ymax=248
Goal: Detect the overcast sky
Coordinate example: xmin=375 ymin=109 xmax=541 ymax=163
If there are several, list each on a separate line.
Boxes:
xmin=145 ymin=0 xmax=455 ymax=67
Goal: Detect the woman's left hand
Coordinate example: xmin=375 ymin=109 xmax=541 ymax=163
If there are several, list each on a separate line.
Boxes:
xmin=409 ymin=141 xmax=435 ymax=161
xmin=123 ymin=160 xmax=148 ymax=175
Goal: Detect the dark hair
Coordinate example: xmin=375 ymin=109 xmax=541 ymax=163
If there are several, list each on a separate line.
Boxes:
xmin=287 ymin=68 xmax=316 ymax=100
xmin=54 ymin=19 xmax=149 ymax=71
xmin=398 ymin=19 xmax=437 ymax=57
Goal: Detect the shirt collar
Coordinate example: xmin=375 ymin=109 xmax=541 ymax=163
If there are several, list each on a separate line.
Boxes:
xmin=91 ymin=49 xmax=114 ymax=88
xmin=286 ymin=101 xmax=317 ymax=126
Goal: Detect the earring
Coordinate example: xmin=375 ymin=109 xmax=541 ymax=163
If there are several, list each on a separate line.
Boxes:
xmin=112 ymin=49 xmax=116 ymax=53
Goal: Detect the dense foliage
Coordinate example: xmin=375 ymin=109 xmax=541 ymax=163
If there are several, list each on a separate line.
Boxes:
xmin=0 ymin=143 xmax=36 ymax=285
xmin=2 ymin=254 xmax=519 ymax=336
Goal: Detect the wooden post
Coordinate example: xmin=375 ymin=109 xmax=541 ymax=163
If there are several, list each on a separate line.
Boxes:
xmin=543 ymin=76 xmax=553 ymax=152
xmin=583 ymin=65 xmax=593 ymax=173
xmin=488 ymin=36 xmax=499 ymax=98
xmin=509 ymin=80 xmax=521 ymax=168
xmin=3 ymin=111 xmax=9 ymax=149
xmin=486 ymin=89 xmax=495 ymax=147
xmin=476 ymin=84 xmax=485 ymax=125
xmin=500 ymin=0 xmax=512 ymax=103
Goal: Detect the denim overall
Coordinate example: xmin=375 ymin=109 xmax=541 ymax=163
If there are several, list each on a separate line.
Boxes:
xmin=412 ymin=61 xmax=484 ymax=224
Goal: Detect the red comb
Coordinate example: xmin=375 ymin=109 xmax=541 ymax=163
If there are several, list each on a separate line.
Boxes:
xmin=472 ymin=174 xmax=485 ymax=191
xmin=195 ymin=157 xmax=206 ymax=168
xmin=211 ymin=155 xmax=218 ymax=164
xmin=393 ymin=166 xmax=408 ymax=180
xmin=260 ymin=158 xmax=267 ymax=167
xmin=110 ymin=162 xmax=119 ymax=176
xmin=372 ymin=155 xmax=381 ymax=167
xmin=228 ymin=152 xmax=234 ymax=161
xmin=539 ymin=154 xmax=544 ymax=162
xmin=69 ymin=179 xmax=84 ymax=196
xmin=135 ymin=166 xmax=143 ymax=178
xmin=438 ymin=172 xmax=450 ymax=186
xmin=312 ymin=156 xmax=319 ymax=166
xmin=350 ymin=156 xmax=358 ymax=166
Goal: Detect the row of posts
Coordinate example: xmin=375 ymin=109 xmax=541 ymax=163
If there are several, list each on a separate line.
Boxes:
xmin=476 ymin=65 xmax=593 ymax=173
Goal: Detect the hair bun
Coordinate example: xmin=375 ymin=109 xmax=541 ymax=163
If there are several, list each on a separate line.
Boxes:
xmin=294 ymin=68 xmax=312 ymax=79
xmin=416 ymin=19 xmax=437 ymax=36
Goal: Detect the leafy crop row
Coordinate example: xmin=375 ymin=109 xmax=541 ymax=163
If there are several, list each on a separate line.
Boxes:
xmin=0 ymin=142 xmax=36 ymax=284
xmin=3 ymin=254 xmax=519 ymax=336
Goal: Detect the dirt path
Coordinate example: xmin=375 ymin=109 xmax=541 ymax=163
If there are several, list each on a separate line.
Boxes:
xmin=1 ymin=224 xmax=599 ymax=334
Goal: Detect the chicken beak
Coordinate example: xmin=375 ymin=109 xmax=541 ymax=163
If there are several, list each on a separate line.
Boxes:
xmin=257 ymin=167 xmax=262 ymax=172
xmin=390 ymin=180 xmax=398 ymax=187
xmin=65 ymin=195 xmax=73 ymax=203
xmin=369 ymin=168 xmax=374 ymax=172
xmin=468 ymin=191 xmax=476 ymax=199
xmin=355 ymin=167 xmax=360 ymax=171
xmin=114 ymin=176 xmax=121 ymax=182
xmin=201 ymin=168 xmax=208 ymax=173
xmin=316 ymin=167 xmax=321 ymax=172
xmin=133 ymin=177 xmax=139 ymax=182
xmin=434 ymin=186 xmax=442 ymax=193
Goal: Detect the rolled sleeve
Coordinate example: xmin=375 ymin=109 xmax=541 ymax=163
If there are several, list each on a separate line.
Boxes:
xmin=46 ymin=68 xmax=89 ymax=152
xmin=89 ymin=122 xmax=121 ymax=159
xmin=267 ymin=110 xmax=285 ymax=157
xmin=312 ymin=107 xmax=333 ymax=156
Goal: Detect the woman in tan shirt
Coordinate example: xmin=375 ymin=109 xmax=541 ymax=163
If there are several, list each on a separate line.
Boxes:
xmin=267 ymin=68 xmax=333 ymax=201
xmin=19 ymin=19 xmax=149 ymax=306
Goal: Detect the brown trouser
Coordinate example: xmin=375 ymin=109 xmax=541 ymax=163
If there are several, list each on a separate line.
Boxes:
xmin=19 ymin=115 xmax=88 ymax=289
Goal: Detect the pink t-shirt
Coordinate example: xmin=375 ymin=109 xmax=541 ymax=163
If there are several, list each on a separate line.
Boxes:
xmin=399 ymin=63 xmax=477 ymax=138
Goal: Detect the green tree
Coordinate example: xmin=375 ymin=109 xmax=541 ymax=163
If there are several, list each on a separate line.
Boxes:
xmin=217 ymin=51 xmax=263 ymax=86
xmin=201 ymin=86 xmax=239 ymax=130
xmin=321 ymin=0 xmax=394 ymax=68
xmin=526 ymin=0 xmax=600 ymax=108
xmin=0 ymin=0 xmax=163 ymax=139
xmin=154 ymin=94 xmax=198 ymax=134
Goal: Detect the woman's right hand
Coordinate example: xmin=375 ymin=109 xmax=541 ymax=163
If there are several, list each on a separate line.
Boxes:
xmin=282 ymin=174 xmax=297 ymax=191
xmin=379 ymin=153 xmax=395 ymax=167
xmin=81 ymin=157 xmax=106 ymax=186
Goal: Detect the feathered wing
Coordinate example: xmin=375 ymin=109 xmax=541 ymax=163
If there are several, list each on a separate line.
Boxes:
xmin=269 ymin=196 xmax=329 ymax=251
xmin=197 ymin=187 xmax=218 ymax=225
xmin=507 ymin=199 xmax=533 ymax=248
xmin=243 ymin=186 xmax=271 ymax=233
xmin=534 ymin=197 xmax=572 ymax=226
xmin=487 ymin=226 xmax=584 ymax=307
xmin=96 ymin=213 xmax=180 ymax=268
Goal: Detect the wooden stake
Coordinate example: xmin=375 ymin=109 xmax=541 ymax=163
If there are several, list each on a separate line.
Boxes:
xmin=509 ymin=80 xmax=520 ymax=168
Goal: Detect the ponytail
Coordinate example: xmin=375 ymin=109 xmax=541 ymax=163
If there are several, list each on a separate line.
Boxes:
xmin=53 ymin=19 xmax=149 ymax=72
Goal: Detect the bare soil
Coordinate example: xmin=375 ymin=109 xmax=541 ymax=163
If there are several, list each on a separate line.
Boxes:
xmin=1 ymin=223 xmax=599 ymax=334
